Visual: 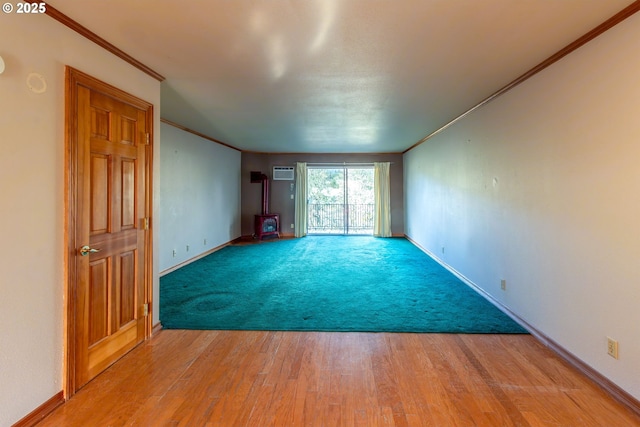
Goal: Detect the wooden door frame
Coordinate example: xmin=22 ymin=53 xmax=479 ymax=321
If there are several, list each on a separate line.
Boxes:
xmin=64 ymin=66 xmax=154 ymax=398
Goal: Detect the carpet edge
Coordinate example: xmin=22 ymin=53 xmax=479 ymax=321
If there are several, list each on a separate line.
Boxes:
xmin=404 ymin=235 xmax=529 ymax=333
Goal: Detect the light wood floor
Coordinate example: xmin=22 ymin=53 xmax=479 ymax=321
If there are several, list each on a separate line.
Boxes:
xmin=39 ymin=330 xmax=640 ymax=427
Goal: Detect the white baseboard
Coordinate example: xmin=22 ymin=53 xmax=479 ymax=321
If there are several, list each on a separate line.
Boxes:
xmin=159 ymin=238 xmax=239 ymax=277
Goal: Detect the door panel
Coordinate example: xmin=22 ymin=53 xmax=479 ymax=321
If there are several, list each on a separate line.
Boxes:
xmin=119 ymin=251 xmax=136 ymax=325
xmin=345 ymin=168 xmax=375 ymax=234
xmin=307 ymin=168 xmax=345 ymax=234
xmin=90 ymin=154 xmax=110 ymax=234
xmin=121 ymin=160 xmax=136 ymax=229
xmin=70 ymin=75 xmax=151 ymax=391
xmin=88 ymin=258 xmax=109 ymax=345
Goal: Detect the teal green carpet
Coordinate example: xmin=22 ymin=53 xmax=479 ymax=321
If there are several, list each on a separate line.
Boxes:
xmin=160 ymin=236 xmax=527 ymax=333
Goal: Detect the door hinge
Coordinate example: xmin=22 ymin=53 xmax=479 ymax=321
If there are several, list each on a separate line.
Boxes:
xmin=143 ymin=303 xmax=149 ymax=317
xmin=141 ymin=217 xmax=150 ymax=230
xmin=145 ymin=133 xmax=150 ymax=145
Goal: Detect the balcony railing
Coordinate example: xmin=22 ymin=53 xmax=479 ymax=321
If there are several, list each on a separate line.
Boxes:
xmin=308 ymin=203 xmax=374 ymax=234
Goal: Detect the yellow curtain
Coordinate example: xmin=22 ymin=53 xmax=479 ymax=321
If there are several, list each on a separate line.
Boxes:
xmin=373 ymin=162 xmax=391 ymax=237
xmin=294 ymin=162 xmax=307 ymax=237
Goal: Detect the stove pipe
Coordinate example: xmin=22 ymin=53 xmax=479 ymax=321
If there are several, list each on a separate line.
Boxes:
xmin=262 ymin=177 xmax=269 ymax=215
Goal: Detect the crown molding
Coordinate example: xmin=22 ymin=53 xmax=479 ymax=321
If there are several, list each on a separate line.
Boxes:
xmin=160 ymin=118 xmax=242 ymax=152
xmin=404 ymin=0 xmax=640 ymax=154
xmin=28 ymin=0 xmax=165 ymax=81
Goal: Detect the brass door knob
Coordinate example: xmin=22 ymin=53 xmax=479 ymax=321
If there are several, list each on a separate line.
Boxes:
xmin=79 ymin=245 xmax=100 ymax=256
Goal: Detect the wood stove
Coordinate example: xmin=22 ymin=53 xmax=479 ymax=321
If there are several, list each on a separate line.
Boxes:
xmin=252 ymin=172 xmax=280 ymax=240
xmin=255 ymin=214 xmax=279 ymax=240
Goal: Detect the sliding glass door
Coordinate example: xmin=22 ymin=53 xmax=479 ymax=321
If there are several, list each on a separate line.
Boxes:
xmin=307 ymin=166 xmax=374 ymax=235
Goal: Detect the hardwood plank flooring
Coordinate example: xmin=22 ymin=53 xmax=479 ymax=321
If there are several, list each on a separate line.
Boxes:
xmin=39 ymin=330 xmax=640 ymax=427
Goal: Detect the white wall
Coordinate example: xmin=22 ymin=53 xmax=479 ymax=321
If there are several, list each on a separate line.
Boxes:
xmin=404 ymin=13 xmax=640 ymax=399
xmin=158 ymin=123 xmax=241 ymax=272
xmin=0 ymin=14 xmax=161 ymax=426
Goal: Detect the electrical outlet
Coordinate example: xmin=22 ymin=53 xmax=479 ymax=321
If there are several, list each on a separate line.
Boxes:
xmin=291 ymin=223 xmax=294 ymax=228
xmin=186 ymin=245 xmax=190 ymax=252
xmin=500 ymin=279 xmax=506 ymax=291
xmin=607 ymin=337 xmax=619 ymax=359
xmin=204 ymin=238 xmax=207 ymax=245
xmin=441 ymin=247 xmax=445 ymax=254
xmin=172 ymin=249 xmax=177 ymax=257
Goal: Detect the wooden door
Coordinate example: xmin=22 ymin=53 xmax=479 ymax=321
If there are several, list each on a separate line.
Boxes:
xmin=66 ymin=67 xmax=153 ymax=393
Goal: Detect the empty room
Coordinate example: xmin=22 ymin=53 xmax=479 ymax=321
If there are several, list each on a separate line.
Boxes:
xmin=2 ymin=1 xmax=640 ymax=426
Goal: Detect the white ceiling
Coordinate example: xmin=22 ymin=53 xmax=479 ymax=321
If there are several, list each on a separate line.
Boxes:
xmin=49 ymin=0 xmax=634 ymax=153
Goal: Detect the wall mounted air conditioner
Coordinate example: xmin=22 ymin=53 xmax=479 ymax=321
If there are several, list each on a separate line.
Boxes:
xmin=273 ymin=166 xmax=295 ymax=180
